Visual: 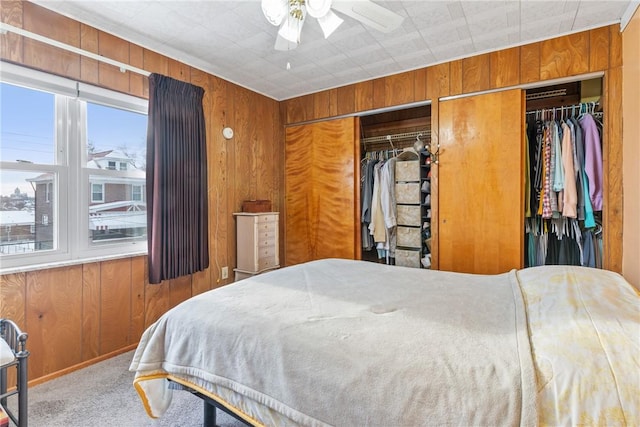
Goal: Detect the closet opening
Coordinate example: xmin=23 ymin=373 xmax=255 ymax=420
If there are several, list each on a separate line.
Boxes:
xmin=359 ymin=104 xmax=432 ymax=269
xmin=524 ymin=77 xmax=604 ymax=269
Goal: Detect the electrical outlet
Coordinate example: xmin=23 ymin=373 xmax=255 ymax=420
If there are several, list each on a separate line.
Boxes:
xmin=221 ymin=266 xmax=229 ymax=279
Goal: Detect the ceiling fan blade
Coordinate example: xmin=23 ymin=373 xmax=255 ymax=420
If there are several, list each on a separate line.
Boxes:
xmin=332 ymin=0 xmax=404 ymax=33
xmin=275 ymin=34 xmax=299 ymax=51
xmin=318 ymin=10 xmax=344 ymax=39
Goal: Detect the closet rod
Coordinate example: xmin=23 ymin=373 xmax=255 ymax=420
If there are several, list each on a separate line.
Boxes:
xmin=0 ymin=22 xmax=151 ymax=77
xmin=361 ymin=130 xmax=430 ymax=145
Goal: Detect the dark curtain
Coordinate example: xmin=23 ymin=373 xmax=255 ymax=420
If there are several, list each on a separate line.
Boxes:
xmin=146 ymin=73 xmax=209 ymax=284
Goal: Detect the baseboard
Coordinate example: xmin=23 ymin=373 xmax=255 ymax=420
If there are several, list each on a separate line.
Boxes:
xmin=28 ymin=343 xmax=139 ymax=388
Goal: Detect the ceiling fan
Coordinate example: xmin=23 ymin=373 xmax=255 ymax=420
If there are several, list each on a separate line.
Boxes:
xmin=261 ymin=0 xmax=404 ymax=51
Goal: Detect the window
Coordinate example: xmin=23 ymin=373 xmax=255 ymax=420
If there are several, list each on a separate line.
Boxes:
xmin=91 ymin=183 xmax=104 ymax=202
xmin=132 ymin=185 xmax=143 ymax=202
xmin=0 ymin=63 xmax=148 ymax=270
xmin=86 ymin=101 xmax=147 ymax=244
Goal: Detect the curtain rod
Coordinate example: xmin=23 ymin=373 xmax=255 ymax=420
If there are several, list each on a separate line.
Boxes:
xmin=0 ymin=22 xmax=151 ymax=77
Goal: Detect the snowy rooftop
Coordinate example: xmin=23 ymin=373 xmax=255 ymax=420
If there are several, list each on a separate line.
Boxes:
xmin=0 ymin=210 xmax=35 ymax=225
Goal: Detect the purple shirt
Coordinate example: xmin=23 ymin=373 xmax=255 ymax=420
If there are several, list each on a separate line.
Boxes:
xmin=579 ymin=114 xmax=603 ymax=211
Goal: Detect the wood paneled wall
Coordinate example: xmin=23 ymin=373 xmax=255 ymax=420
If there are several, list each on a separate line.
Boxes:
xmin=281 ymin=24 xmax=624 ymax=274
xmin=281 ymin=26 xmax=621 ymax=123
xmin=0 ymin=1 xmax=283 ymax=384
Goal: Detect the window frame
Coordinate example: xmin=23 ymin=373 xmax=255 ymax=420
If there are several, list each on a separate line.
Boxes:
xmin=0 ymin=62 xmax=149 ymax=271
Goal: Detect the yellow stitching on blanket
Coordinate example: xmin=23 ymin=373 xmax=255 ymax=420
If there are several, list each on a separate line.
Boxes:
xmin=133 ymin=373 xmax=168 ymax=419
xmin=167 ymin=375 xmax=266 ymax=427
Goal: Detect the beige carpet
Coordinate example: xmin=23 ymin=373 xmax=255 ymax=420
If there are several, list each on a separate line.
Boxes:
xmin=13 ymin=351 xmax=248 ymax=427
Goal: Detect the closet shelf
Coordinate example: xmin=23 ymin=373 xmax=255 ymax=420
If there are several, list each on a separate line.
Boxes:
xmin=361 ymin=130 xmax=430 ymax=150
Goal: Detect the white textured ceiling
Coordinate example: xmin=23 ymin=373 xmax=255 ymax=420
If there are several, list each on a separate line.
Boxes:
xmin=32 ymin=1 xmax=637 ymax=100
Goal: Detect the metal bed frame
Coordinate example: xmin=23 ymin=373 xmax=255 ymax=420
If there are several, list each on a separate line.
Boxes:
xmin=0 ymin=319 xmax=29 ymax=427
xmin=168 ymin=379 xmax=253 ymax=427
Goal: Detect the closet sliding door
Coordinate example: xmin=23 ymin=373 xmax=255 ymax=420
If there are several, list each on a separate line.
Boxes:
xmin=438 ymin=89 xmax=524 ymax=274
xmin=284 ymin=117 xmax=361 ymax=266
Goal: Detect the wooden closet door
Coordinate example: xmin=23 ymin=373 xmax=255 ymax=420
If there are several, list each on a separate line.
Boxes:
xmin=284 ymin=117 xmax=360 ymax=266
xmin=438 ymin=89 xmax=524 ymax=274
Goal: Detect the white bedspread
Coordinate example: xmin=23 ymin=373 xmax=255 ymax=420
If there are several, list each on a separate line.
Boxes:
xmin=517 ymin=266 xmax=640 ymax=426
xmin=130 ymin=258 xmax=537 ymax=426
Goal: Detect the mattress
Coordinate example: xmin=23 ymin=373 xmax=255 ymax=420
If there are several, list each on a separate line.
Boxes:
xmin=130 ymin=259 xmax=639 ymax=426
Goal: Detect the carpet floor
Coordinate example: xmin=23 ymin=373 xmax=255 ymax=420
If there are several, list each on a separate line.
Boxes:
xmin=8 ymin=351 xmax=248 ymax=427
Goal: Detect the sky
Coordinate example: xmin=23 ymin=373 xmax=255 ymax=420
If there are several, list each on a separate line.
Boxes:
xmin=0 ymin=82 xmax=55 ymax=165
xmin=0 ymin=82 xmax=147 ymax=198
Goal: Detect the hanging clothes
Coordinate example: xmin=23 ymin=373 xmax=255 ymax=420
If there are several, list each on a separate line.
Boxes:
xmin=541 ymin=124 xmax=552 ymax=218
xmin=360 ymin=149 xmax=399 ymax=263
xmin=369 ymin=161 xmax=387 ymax=245
xmin=361 ymin=155 xmax=376 ymax=251
xmin=524 ymin=104 xmax=603 ymax=269
xmin=561 ymin=121 xmax=577 ymax=218
xmin=524 ymin=122 xmax=531 ymax=217
xmin=380 ymin=157 xmax=397 ymax=258
xmin=580 ymin=113 xmax=604 ymax=211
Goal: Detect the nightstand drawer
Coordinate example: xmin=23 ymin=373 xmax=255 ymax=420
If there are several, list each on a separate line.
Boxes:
xmin=258 ymin=245 xmax=278 ymax=269
xmin=258 ymin=235 xmax=276 ymax=247
xmin=257 ymin=214 xmax=278 ymax=224
xmin=257 ymin=222 xmax=277 ymax=235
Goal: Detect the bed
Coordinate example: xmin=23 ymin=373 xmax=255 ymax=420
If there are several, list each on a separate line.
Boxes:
xmin=130 ymin=258 xmax=639 ymax=426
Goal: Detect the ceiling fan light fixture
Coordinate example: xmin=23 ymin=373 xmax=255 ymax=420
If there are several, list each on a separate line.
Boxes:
xmin=317 ymin=10 xmax=343 ymax=39
xmin=262 ymin=0 xmax=288 ymax=26
xmin=306 ymin=0 xmax=332 ymax=18
xmin=278 ymin=10 xmax=306 ymax=44
xmin=267 ymin=0 xmax=404 ymax=50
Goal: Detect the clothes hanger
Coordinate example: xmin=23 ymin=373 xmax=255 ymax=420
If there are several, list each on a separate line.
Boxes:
xmin=594 ymin=223 xmax=603 ymax=236
xmin=413 ymin=133 xmax=426 ymax=154
xmin=592 ymin=101 xmax=604 ymax=126
xmin=386 ymin=135 xmax=395 ymax=151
